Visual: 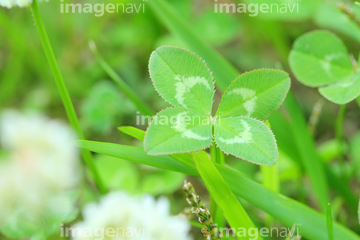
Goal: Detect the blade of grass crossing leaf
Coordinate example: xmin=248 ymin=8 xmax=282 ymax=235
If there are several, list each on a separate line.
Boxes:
xmin=261 ymin=121 xmax=279 ymax=192
xmin=77 ymin=140 xmax=197 ymax=176
xmin=148 ymin=0 xmax=238 ymax=91
xmin=118 ymin=126 xmax=145 ymax=141
xmin=261 ymin=166 xmax=279 ymax=192
xmin=261 ymin=121 xmax=279 ymax=227
xmin=210 ymin=146 xmax=225 ymax=165
xmin=260 ymin=163 xmax=279 ymax=227
xmin=284 ymin=92 xmax=329 ymax=213
xmin=327 ymin=204 xmax=334 ymax=240
xmin=210 ymin=146 xmax=226 ymax=228
xmin=30 ymin=0 xmax=106 ymax=194
xmin=79 ymin=140 xmax=360 ymax=240
xmin=89 ymin=41 xmax=154 ymax=116
xmin=191 ymin=151 xmax=260 ymax=240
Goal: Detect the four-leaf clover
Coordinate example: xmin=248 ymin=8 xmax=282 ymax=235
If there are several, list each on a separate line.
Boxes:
xmin=144 ymin=46 xmax=290 ymax=166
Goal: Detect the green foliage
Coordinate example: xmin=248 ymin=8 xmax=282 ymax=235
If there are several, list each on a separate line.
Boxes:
xmin=145 ymin=46 xmax=290 ymax=165
xmin=214 ymin=117 xmax=277 ymax=165
xmin=144 ymin=108 xmax=213 ymax=155
xmin=243 ymin=0 xmax=322 ymax=21
xmin=79 ymin=139 xmax=360 ymax=240
xmin=94 ymin=155 xmax=139 ymax=193
xmin=93 ymin=154 xmax=185 ymax=196
xmin=315 ymin=3 xmax=360 ymax=44
xmin=81 ymin=81 xmax=127 ymax=133
xmin=283 ymin=92 xmax=329 ymax=213
xmin=195 ymin=9 xmax=239 ymax=46
xmin=78 ymin=140 xmax=198 ymax=176
xmin=148 ymin=0 xmax=238 ymax=91
xmin=216 ymin=69 xmax=290 ymax=120
xmin=4 ymin=0 xmax=360 ymax=238
xmin=118 ymin=126 xmax=145 ymax=140
xmin=141 ymin=171 xmax=184 ymax=195
xmin=149 ymin=46 xmax=214 ymax=115
xmin=327 ymin=204 xmax=334 ymax=240
xmin=289 ymin=30 xmax=360 ymax=104
xmin=191 ymin=151 xmax=258 ymax=239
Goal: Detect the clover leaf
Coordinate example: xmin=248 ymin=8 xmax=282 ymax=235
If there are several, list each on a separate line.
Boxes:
xmin=144 ymin=46 xmax=290 ymax=166
xmin=289 ymin=30 xmax=360 ymax=104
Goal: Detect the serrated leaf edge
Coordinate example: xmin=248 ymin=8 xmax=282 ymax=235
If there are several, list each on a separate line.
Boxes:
xmin=213 ymin=116 xmax=279 ymax=166
xmin=148 ymin=46 xmax=216 ymax=115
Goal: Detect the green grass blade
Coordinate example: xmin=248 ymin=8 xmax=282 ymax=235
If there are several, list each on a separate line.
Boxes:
xmin=324 ymin=165 xmax=358 ymax=211
xmin=358 ymin=198 xmax=360 ymax=225
xmin=89 ymin=41 xmax=154 ymax=116
xmin=77 ymin=140 xmax=197 ymax=176
xmin=147 ymin=0 xmax=238 ymax=91
xmin=209 ymin=146 xmax=226 ymax=228
xmin=270 ymin=112 xmax=358 ymax=211
xmin=79 ymin=139 xmax=360 ymax=240
xmin=118 ymin=126 xmax=145 ymax=141
xmin=30 ymin=0 xmax=106 ymax=194
xmin=217 ymin=165 xmax=359 ymax=240
xmin=260 ymin=164 xmax=279 ymax=226
xmin=210 ymin=146 xmax=225 ymax=165
xmin=283 ymin=91 xmax=329 ymax=213
xmin=191 ymin=151 xmax=259 ymax=240
xmin=261 ymin=121 xmax=279 ymax=226
xmin=327 ymin=204 xmax=334 ymax=240
xmin=261 ymin=121 xmax=280 ymax=192
xmin=335 ymin=104 xmax=347 ymax=163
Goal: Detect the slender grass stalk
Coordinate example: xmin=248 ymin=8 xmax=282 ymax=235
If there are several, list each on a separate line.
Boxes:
xmin=336 ymin=104 xmax=347 ymax=163
xmin=327 ymin=203 xmax=334 ymax=240
xmin=260 ymin=164 xmax=278 ymax=226
xmin=270 ymin=112 xmax=358 ymax=211
xmin=30 ymin=0 xmax=106 ymax=194
xmin=78 ymin=140 xmax=360 ymax=240
xmin=284 ymin=92 xmax=329 ymax=213
xmin=261 ymin=166 xmax=279 ymax=193
xmin=88 ymin=41 xmax=154 ymax=116
xmin=210 ymin=145 xmax=225 ymax=165
xmin=261 ymin=121 xmax=279 ymax=226
xmin=191 ymin=151 xmax=261 ymax=240
xmin=210 ymin=146 xmax=226 ymax=228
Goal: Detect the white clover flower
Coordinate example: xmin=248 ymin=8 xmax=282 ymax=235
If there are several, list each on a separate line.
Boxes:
xmin=0 ymin=0 xmax=32 ymax=8
xmin=71 ymin=191 xmax=193 ymax=240
xmin=0 ymin=110 xmax=81 ymax=238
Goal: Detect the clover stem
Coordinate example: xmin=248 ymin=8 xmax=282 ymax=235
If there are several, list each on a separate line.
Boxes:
xmin=30 ymin=0 xmax=107 ymax=194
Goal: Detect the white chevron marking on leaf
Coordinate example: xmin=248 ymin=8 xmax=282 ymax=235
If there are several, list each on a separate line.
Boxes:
xmin=228 ymin=88 xmax=257 ymax=116
xmin=174 ymin=75 xmax=211 ymax=107
xmin=171 ymin=111 xmax=209 ymax=140
xmin=219 ymin=120 xmax=253 ymax=144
